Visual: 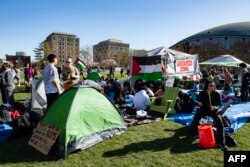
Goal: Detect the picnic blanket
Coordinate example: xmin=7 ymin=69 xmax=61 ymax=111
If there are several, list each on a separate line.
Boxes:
xmin=168 ymin=102 xmax=250 ymax=133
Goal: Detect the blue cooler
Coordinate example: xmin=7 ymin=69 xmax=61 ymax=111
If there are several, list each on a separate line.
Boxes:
xmin=0 ymin=123 xmax=13 ymax=143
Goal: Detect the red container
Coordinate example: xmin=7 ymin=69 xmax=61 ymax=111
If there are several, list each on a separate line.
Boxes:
xmin=198 ymin=124 xmax=216 ymax=148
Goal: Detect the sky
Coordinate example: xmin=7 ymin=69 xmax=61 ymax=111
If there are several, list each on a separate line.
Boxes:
xmin=1 ymin=0 xmax=250 ymax=60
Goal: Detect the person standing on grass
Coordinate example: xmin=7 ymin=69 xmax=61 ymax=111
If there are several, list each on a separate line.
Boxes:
xmin=14 ymin=65 xmax=21 ymax=86
xmin=43 ymin=54 xmax=63 ymax=109
xmin=224 ymin=69 xmax=234 ymax=85
xmin=239 ymin=63 xmax=249 ymax=102
xmin=126 ymin=68 xmax=130 ymax=76
xmin=109 ymin=66 xmax=114 ymax=78
xmin=0 ymin=65 xmax=7 ymax=103
xmin=33 ymin=64 xmax=39 ymax=79
xmin=24 ymin=63 xmax=33 ymax=91
xmin=2 ymin=62 xmax=17 ymax=106
xmin=120 ymin=67 xmax=124 ymax=77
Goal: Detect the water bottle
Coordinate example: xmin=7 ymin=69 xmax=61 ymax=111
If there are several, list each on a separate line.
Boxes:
xmin=207 ymin=116 xmax=214 ymax=125
xmin=199 ymin=118 xmax=208 ymax=124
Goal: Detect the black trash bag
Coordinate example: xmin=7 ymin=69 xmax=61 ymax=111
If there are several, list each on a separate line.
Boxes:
xmin=154 ymin=97 xmax=162 ymax=106
xmin=213 ymin=128 xmax=237 ymax=147
xmin=0 ymin=110 xmax=12 ymax=123
xmin=8 ymin=112 xmax=32 ymax=139
xmin=225 ymin=133 xmax=238 ymax=147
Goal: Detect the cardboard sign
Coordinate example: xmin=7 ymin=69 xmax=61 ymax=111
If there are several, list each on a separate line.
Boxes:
xmin=176 ymin=59 xmax=194 ymax=73
xmin=28 ymin=122 xmax=60 ymax=155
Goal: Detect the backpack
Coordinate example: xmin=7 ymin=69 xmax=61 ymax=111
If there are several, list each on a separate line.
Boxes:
xmin=154 ymin=97 xmax=162 ymax=106
xmin=0 ymin=110 xmax=12 ymax=123
xmin=213 ymin=130 xmax=237 ymax=147
xmin=225 ymin=133 xmax=238 ymax=147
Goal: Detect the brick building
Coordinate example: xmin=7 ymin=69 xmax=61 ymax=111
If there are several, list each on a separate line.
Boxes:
xmin=93 ymin=39 xmax=129 ymax=65
xmin=44 ymin=32 xmax=80 ymax=67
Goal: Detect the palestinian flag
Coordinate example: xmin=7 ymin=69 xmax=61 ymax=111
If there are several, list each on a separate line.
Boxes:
xmin=74 ymin=58 xmax=86 ymax=71
xmin=132 ymin=55 xmax=162 ymax=81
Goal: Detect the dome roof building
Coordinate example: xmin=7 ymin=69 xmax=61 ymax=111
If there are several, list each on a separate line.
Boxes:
xmin=170 ymin=22 xmax=250 ymax=64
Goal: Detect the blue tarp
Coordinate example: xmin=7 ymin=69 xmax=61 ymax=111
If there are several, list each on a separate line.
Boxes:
xmin=168 ymin=102 xmax=250 ymax=133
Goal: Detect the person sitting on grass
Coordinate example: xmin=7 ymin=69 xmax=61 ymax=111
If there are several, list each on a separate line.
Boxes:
xmin=175 ymin=91 xmax=195 ymax=113
xmin=192 ymin=81 xmax=200 ymax=92
xmin=154 ymin=85 xmax=165 ymax=97
xmin=221 ymin=83 xmax=235 ymax=102
xmin=133 ymin=85 xmax=151 ymax=111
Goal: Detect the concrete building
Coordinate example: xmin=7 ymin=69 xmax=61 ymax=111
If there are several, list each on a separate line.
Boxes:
xmin=6 ymin=51 xmax=31 ymax=68
xmin=44 ymin=32 xmax=80 ymax=66
xmin=171 ymin=22 xmax=250 ymax=64
xmin=93 ymin=39 xmax=129 ymax=65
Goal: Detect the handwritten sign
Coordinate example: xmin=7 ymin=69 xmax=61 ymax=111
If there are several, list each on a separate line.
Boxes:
xmin=28 ymin=121 xmax=60 ymax=155
xmin=176 ymin=59 xmax=194 ymax=73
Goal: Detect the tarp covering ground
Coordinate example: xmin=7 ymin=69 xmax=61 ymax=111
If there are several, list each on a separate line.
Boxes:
xmin=168 ymin=102 xmax=250 ymax=133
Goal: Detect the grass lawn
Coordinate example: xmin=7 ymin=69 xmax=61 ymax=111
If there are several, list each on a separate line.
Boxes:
xmin=100 ymin=70 xmax=129 ymax=81
xmin=0 ymin=120 xmax=249 ymax=167
xmin=0 ymin=72 xmax=249 ymax=166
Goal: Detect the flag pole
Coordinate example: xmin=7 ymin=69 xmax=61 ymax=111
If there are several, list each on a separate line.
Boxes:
xmin=129 ymin=52 xmax=135 ymax=93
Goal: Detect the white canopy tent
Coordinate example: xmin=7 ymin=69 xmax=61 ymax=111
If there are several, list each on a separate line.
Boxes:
xmin=200 ymin=54 xmax=250 ymax=68
xmin=157 ymin=47 xmax=200 ymax=77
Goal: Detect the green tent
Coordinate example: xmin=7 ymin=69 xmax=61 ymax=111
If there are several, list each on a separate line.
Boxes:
xmin=75 ymin=61 xmax=86 ymax=71
xmin=87 ymin=72 xmax=102 ymax=81
xmin=42 ymin=86 xmax=127 ymax=156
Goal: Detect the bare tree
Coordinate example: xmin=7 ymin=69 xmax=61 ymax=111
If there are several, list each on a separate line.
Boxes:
xmin=79 ymin=45 xmax=93 ymax=65
xmin=117 ymin=51 xmax=129 ymax=67
xmin=130 ymin=49 xmax=147 ymax=56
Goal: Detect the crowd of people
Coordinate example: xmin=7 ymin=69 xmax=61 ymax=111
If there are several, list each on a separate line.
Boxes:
xmin=0 ymin=62 xmax=40 ymax=106
xmin=1 ymin=54 xmax=249 ymax=113
xmin=1 ymin=53 xmax=249 ymax=151
xmin=199 ymin=63 xmax=250 ymax=102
